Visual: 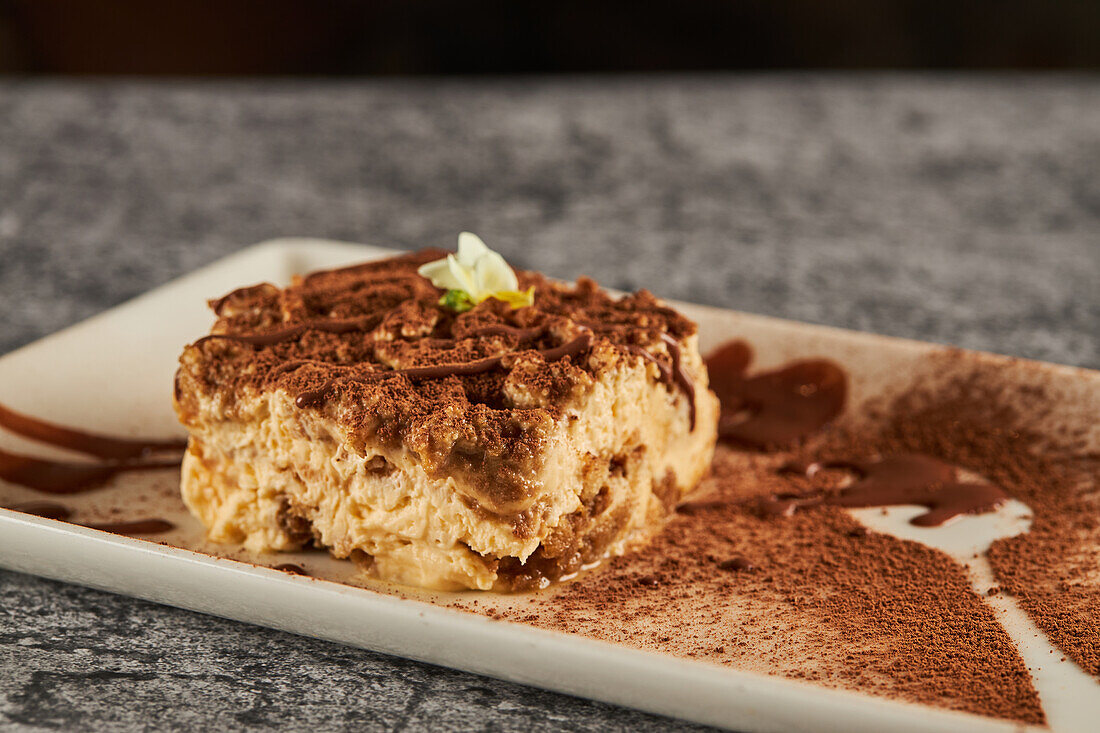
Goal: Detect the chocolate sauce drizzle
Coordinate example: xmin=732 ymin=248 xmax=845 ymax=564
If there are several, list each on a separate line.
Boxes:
xmin=9 ymin=500 xmax=71 ymax=520
xmin=83 ymin=519 xmax=175 ymax=536
xmin=0 ymin=448 xmax=180 ymax=494
xmin=0 ymin=402 xmax=184 ymax=534
xmin=199 ymin=317 xmax=545 ymax=352
xmin=6 ymin=501 xmax=174 ymax=535
xmin=209 ymin=283 xmax=276 ymax=315
xmin=0 ymin=403 xmax=186 ymax=460
xmin=705 ymin=340 xmax=846 ymax=449
xmin=461 ymin=324 xmax=545 ymax=341
xmin=197 ymin=314 xmax=383 ymax=348
xmin=273 ymin=563 xmax=309 ymax=576
xmin=198 ymin=307 xmax=700 ymax=430
xmin=767 ymin=453 xmax=1009 ymax=527
xmin=622 ymin=335 xmax=697 ymax=430
xmin=294 ymin=331 xmax=595 ymax=410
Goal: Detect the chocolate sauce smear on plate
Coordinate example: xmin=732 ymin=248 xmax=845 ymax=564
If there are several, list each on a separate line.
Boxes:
xmin=705 ymin=340 xmax=847 ymax=449
xmin=0 ymin=403 xmax=187 ymax=460
xmin=0 ymin=449 xmax=182 ymax=494
xmin=769 ymin=453 xmax=1009 ymax=526
xmin=83 ymin=519 xmax=175 ymax=536
xmin=5 ymin=499 xmax=173 ymax=535
xmin=8 ymin=500 xmax=72 ymax=520
xmin=0 ymin=402 xmax=185 ymax=493
xmin=273 ymin=563 xmax=309 ymax=576
xmin=0 ymin=402 xmax=185 ymax=533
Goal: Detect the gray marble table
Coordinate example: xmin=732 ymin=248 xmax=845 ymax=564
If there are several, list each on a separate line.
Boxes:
xmin=0 ymin=76 xmax=1097 ymax=732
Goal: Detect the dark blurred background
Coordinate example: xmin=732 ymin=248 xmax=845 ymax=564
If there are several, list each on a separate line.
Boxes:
xmin=1 ymin=0 xmax=1098 ymax=75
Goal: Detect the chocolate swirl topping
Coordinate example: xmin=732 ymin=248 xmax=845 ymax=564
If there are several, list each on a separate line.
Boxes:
xmin=294 ymin=331 xmax=595 ymax=409
xmin=177 ymin=250 xmax=702 ymax=473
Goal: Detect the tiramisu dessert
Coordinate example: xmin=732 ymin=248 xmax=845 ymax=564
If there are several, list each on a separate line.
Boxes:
xmin=4 ymin=231 xmax=1098 ymax=728
xmin=173 ymin=234 xmax=718 ymax=590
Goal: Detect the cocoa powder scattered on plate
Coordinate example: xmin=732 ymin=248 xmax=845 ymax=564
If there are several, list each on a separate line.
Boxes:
xmin=453 ymin=349 xmax=1100 ymax=725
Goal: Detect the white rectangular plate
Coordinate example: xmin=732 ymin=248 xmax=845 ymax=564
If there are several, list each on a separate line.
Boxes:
xmin=2 ymin=240 xmax=1097 ymax=733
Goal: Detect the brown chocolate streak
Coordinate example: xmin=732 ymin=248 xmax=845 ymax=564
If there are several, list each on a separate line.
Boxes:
xmin=209 ymin=283 xmax=275 ymax=315
xmin=196 ymin=314 xmax=382 ymax=348
xmin=295 ymin=332 xmax=594 ymax=409
xmin=7 ymin=501 xmax=72 ymax=520
xmin=660 ymin=333 xmax=697 ymax=431
xmin=769 ymin=454 xmax=1009 ymax=527
xmin=84 ymin=519 xmax=175 ymax=535
xmin=705 ymin=340 xmax=846 ymax=449
xmin=0 ymin=403 xmax=186 ymax=460
xmin=624 ymin=336 xmax=696 ymax=430
xmin=273 ymin=563 xmax=309 ymax=576
xmin=717 ymin=556 xmax=757 ymax=572
xmin=255 ymin=328 xmax=547 ymax=387
xmin=462 ymin=325 xmax=545 ymax=341
xmin=5 ymin=500 xmax=172 ymax=536
xmin=202 ymin=314 xmax=539 ymax=353
xmin=0 ymin=448 xmax=181 ymax=494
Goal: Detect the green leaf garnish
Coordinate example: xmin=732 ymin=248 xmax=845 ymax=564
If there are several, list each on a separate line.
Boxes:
xmin=440 ymin=289 xmax=475 ymax=313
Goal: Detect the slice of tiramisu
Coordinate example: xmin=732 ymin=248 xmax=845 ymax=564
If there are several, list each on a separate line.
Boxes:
xmin=174 ymin=234 xmax=718 ymax=590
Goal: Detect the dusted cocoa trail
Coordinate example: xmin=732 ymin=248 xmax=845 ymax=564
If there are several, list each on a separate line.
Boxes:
xmin=705 ymin=340 xmax=847 ymax=449
xmin=783 ymin=356 xmax=1100 ymax=685
xmin=451 ymin=353 xmax=1100 ymax=724
xmin=456 ymin=446 xmax=1045 ymax=724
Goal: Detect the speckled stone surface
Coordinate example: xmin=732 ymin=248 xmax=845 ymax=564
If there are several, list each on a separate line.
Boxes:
xmin=0 ymin=76 xmax=1097 ymax=732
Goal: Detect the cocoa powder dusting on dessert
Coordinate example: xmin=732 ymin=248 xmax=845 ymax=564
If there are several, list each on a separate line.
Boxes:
xmin=176 ymin=250 xmax=703 ymax=514
xmin=185 ymin=250 xmax=697 ymax=409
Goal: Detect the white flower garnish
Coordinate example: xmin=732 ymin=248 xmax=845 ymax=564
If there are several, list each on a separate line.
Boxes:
xmin=417 ymin=232 xmax=534 ymax=312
